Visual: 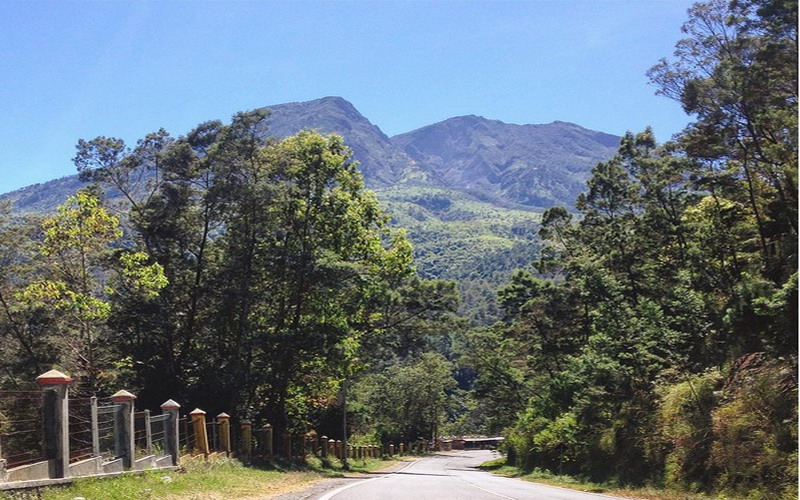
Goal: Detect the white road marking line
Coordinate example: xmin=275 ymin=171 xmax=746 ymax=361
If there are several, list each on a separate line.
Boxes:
xmin=317 ymin=459 xmax=420 ymax=500
xmin=443 ymin=457 xmax=518 ymax=500
xmin=448 ymin=472 xmax=518 ymax=500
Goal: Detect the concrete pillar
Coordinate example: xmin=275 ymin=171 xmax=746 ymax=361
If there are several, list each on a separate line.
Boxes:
xmin=216 ymin=413 xmax=231 ymax=456
xmin=90 ymin=396 xmax=100 ymax=457
xmin=144 ymin=410 xmax=153 ymax=455
xmin=189 ymin=408 xmax=209 ymax=457
xmin=160 ymin=400 xmax=181 ymax=466
xmin=37 ymin=370 xmax=72 ymax=478
xmin=240 ymin=421 xmax=252 ymax=458
xmin=111 ymin=390 xmax=136 ymax=469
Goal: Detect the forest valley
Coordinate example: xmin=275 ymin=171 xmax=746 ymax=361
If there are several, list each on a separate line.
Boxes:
xmin=0 ymin=0 xmax=796 ymax=497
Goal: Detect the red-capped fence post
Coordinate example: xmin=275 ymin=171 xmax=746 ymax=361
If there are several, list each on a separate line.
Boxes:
xmin=36 ymin=369 xmax=72 ymax=478
xmin=189 ymin=408 xmax=209 ymax=457
xmin=216 ymin=413 xmax=231 ymax=456
xmin=111 ymin=390 xmax=136 ymax=469
xmin=160 ymin=399 xmax=181 ymax=466
xmin=262 ymin=424 xmax=273 ymax=459
xmin=240 ymin=421 xmax=252 ymax=458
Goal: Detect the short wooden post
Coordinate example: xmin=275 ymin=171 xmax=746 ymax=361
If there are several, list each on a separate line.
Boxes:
xmin=263 ymin=424 xmax=273 ymax=458
xmin=216 ymin=413 xmax=231 ymax=456
xmin=240 ymin=421 xmax=252 ymax=457
xmin=160 ymin=399 xmax=181 ymax=466
xmin=336 ymin=440 xmax=343 ymax=459
xmin=282 ymin=432 xmax=291 ymax=459
xmin=320 ymin=435 xmax=328 ymax=457
xmin=389 ymin=443 xmax=394 ymax=455
xmin=189 ymin=408 xmax=209 ymax=457
xmin=310 ymin=431 xmax=318 ymax=456
xmin=399 ymin=443 xmax=405 ymax=455
xmin=111 ymin=390 xmax=136 ymax=469
xmin=327 ymin=438 xmax=336 ymax=458
xmin=37 ymin=370 xmax=72 ymax=478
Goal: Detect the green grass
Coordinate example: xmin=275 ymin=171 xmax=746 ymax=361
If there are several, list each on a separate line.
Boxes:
xmin=0 ymin=455 xmax=405 ymax=500
xmin=478 ymin=458 xmax=734 ymax=500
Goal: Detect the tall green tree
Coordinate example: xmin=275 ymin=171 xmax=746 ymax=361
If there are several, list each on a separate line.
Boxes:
xmin=17 ymin=190 xmax=166 ymax=394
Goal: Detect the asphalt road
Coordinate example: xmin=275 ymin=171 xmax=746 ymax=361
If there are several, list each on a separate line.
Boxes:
xmin=310 ymin=451 xmax=625 ymax=500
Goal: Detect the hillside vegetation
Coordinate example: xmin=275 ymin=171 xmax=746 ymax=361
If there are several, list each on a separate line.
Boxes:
xmin=377 ymin=185 xmax=541 ymax=323
xmin=462 ymin=1 xmax=797 ymax=497
xmin=0 ymin=1 xmax=795 ymax=499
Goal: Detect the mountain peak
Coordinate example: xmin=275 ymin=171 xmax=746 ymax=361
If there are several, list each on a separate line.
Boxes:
xmin=391 ymin=115 xmax=620 ymax=208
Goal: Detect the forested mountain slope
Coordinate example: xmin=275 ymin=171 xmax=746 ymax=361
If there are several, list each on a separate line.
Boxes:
xmin=0 ymin=97 xmax=618 ymax=322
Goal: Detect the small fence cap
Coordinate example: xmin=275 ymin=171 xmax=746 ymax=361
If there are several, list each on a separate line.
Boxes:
xmin=160 ymin=399 xmax=181 ymax=410
xmin=111 ymin=389 xmax=137 ymax=402
xmin=241 ymin=420 xmax=252 ymax=426
xmin=36 ymin=369 xmax=73 ymax=385
xmin=216 ymin=412 xmax=230 ymax=419
xmin=189 ymin=408 xmax=206 ymax=416
xmin=262 ymin=423 xmax=272 ymax=429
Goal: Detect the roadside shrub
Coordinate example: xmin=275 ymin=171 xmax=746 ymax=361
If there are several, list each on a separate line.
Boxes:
xmin=655 ymin=370 xmax=721 ymax=491
xmin=710 ymin=356 xmax=797 ymax=499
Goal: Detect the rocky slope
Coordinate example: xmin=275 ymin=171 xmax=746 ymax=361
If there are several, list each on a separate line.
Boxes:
xmin=391 ymin=115 xmax=620 ymax=209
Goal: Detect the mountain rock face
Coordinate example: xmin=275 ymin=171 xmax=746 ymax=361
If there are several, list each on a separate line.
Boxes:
xmin=260 ymin=96 xmax=423 ymax=186
xmin=391 ymin=115 xmax=620 ymax=209
xmin=1 ymin=97 xmax=619 ymax=213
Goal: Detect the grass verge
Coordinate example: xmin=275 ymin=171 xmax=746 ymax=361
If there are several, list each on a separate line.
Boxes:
xmin=478 ymin=457 xmax=727 ymax=500
xmin=0 ymin=455 xmax=406 ymax=500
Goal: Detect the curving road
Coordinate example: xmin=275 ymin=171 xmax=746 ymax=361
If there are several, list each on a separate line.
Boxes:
xmin=310 ymin=451 xmax=625 ymax=500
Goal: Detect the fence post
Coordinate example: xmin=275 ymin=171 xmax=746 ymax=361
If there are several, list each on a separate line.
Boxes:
xmin=240 ymin=421 xmax=252 ymax=458
xmin=110 ymin=390 xmax=136 ymax=470
xmin=310 ymin=430 xmax=318 ymax=455
xmin=389 ymin=443 xmax=394 ymax=455
xmin=189 ymin=408 xmax=209 ymax=457
xmin=320 ymin=436 xmax=328 ymax=458
xmin=282 ymin=432 xmax=291 ymax=460
xmin=90 ymin=396 xmax=100 ymax=457
xmin=144 ymin=410 xmax=153 ymax=456
xmin=160 ymin=400 xmax=181 ymax=466
xmin=216 ymin=413 xmax=231 ymax=456
xmin=0 ymin=433 xmax=6 ymax=481
xmin=37 ymin=370 xmax=72 ymax=478
xmin=262 ymin=424 xmax=273 ymax=459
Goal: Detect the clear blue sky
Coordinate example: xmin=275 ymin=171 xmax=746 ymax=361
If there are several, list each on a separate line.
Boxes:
xmin=1 ymin=0 xmax=695 ymax=194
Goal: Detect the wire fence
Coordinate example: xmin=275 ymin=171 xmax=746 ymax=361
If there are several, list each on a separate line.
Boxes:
xmin=96 ymin=402 xmax=117 ymax=460
xmin=67 ymin=397 xmax=94 ymax=463
xmin=178 ymin=416 xmax=196 ymax=455
xmin=150 ymin=413 xmax=168 ymax=457
xmin=0 ymin=390 xmax=45 ymax=468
